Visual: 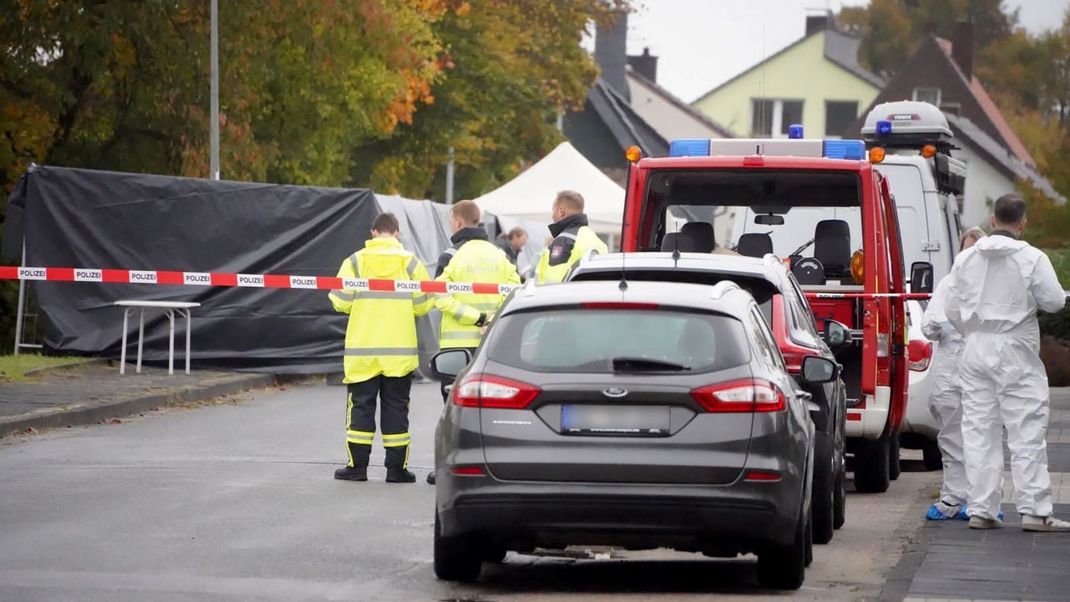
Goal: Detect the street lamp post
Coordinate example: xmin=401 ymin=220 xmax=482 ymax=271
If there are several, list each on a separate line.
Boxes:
xmin=445 ymin=147 xmax=455 ymax=205
xmin=210 ymin=0 xmax=220 ymax=180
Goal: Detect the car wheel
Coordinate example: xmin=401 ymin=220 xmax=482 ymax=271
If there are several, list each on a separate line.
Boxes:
xmin=805 ymin=513 xmax=814 ymax=567
xmin=434 ymin=513 xmax=482 ymax=582
xmin=888 ymin=431 xmax=901 ymax=481
xmin=922 ymin=441 xmax=943 ymax=471
xmin=833 ymin=465 xmax=847 ymax=529
xmin=484 ymin=546 xmax=507 ymax=563
xmin=812 ymin=436 xmax=835 ymax=544
xmin=853 ymin=434 xmax=891 ymax=493
xmin=757 ymin=507 xmax=806 ymax=590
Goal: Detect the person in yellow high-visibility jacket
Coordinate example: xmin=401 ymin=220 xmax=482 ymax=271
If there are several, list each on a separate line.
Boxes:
xmin=428 ymin=201 xmax=520 ymax=484
xmin=536 ymin=190 xmax=608 ymax=284
xmin=434 ymin=200 xmax=521 ymax=349
xmin=328 ymin=213 xmax=433 ymax=483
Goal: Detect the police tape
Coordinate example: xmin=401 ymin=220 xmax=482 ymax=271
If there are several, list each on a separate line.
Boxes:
xmin=0 ymin=266 xmax=948 ymax=299
xmin=804 ymin=292 xmax=932 ymax=300
xmin=0 ymin=266 xmax=519 ymax=296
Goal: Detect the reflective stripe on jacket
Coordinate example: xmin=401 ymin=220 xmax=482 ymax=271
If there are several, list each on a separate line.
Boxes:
xmin=536 ymin=214 xmax=608 ymax=284
xmin=436 ymin=239 xmax=520 ymax=348
xmin=328 ymin=237 xmax=433 ymax=383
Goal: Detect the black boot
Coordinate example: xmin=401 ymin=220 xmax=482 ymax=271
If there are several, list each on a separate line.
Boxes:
xmin=386 ymin=468 xmax=416 ymax=483
xmin=426 ymin=471 xmax=437 ymax=485
xmin=334 ymin=465 xmax=368 ymax=481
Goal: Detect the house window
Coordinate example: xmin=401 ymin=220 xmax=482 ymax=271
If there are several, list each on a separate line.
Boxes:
xmin=913 ymin=87 xmax=942 ymax=106
xmin=825 ymin=101 xmax=859 ymax=137
xmin=751 ymin=99 xmax=805 ymax=137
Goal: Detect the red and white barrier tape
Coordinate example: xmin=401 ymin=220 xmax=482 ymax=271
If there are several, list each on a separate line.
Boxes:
xmin=805 ymin=292 xmax=932 ymax=300
xmin=0 ymin=266 xmax=519 ymax=296
xmin=0 ymin=266 xmax=946 ymax=299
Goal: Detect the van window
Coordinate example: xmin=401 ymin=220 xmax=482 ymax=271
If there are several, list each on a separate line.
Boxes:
xmin=875 ymin=163 xmax=930 ymax=274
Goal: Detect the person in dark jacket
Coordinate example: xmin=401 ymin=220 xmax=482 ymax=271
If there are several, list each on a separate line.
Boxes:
xmin=495 ymin=226 xmax=528 ymax=266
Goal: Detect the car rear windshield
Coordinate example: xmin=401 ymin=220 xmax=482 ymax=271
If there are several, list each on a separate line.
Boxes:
xmin=488 ymin=308 xmax=750 ymax=374
xmin=569 ymin=269 xmax=776 ymax=324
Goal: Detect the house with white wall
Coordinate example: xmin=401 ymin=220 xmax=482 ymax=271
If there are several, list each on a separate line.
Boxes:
xmin=692 ymin=12 xmax=884 ymax=139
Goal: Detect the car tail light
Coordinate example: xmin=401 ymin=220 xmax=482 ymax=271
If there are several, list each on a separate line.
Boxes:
xmin=690 ymin=379 xmax=786 ymax=413
xmin=452 ymin=375 xmax=540 ymax=409
xmin=744 ymin=470 xmax=782 ymax=482
xmin=451 ymin=466 xmax=486 ymax=476
xmin=908 ymin=339 xmax=933 ymax=372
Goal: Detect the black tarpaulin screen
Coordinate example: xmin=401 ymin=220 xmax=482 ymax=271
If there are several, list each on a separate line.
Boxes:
xmin=2 ymin=165 xmax=451 ymax=373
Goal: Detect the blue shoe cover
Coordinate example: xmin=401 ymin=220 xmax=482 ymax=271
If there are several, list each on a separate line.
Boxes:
xmin=927 ymin=502 xmax=960 ymax=520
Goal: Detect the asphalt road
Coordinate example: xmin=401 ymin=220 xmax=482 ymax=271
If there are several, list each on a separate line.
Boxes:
xmin=0 ymin=382 xmax=939 ymax=601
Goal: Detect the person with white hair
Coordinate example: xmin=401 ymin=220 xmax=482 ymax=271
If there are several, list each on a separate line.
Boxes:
xmin=921 ymin=226 xmax=985 ymax=520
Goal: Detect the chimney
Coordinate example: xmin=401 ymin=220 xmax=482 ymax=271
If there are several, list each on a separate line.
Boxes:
xmin=951 ymin=20 xmax=974 ymax=80
xmin=806 ymin=12 xmax=831 ymax=36
xmin=627 ymin=47 xmax=658 ymax=82
xmin=595 ymin=10 xmax=629 ymax=101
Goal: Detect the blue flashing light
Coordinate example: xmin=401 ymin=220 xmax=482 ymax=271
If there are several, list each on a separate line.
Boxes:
xmin=668 ymin=138 xmax=712 ymax=157
xmin=787 ymin=124 xmax=804 ymax=139
xmin=823 ymin=139 xmax=866 ymax=161
xmin=876 ymin=120 xmax=893 ymax=136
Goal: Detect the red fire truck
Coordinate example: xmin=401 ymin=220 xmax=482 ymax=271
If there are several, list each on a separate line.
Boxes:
xmin=620 ymin=134 xmax=911 ymax=493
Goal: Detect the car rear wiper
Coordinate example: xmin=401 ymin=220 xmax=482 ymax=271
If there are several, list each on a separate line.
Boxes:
xmin=611 ymin=357 xmax=691 ymax=372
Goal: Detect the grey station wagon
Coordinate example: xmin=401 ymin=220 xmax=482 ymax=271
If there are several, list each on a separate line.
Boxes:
xmin=429 ymin=279 xmax=838 ymax=590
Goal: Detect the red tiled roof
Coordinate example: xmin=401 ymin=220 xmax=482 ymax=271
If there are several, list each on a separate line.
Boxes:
xmin=936 ymin=37 xmax=1035 ymax=166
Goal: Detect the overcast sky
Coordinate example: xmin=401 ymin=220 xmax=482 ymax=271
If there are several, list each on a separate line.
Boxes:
xmin=626 ymin=0 xmax=1070 ymax=102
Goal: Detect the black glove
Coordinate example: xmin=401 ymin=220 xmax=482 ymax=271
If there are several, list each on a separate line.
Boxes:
xmin=475 ymin=313 xmax=488 ymax=327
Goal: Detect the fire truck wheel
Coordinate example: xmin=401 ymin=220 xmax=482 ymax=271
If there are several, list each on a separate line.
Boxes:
xmin=922 ymin=441 xmax=943 ymax=471
xmin=853 ymin=435 xmax=890 ymax=493
xmin=889 ymin=431 xmax=901 ymax=481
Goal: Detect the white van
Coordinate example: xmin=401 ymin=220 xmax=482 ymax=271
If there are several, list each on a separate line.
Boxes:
xmin=862 ymin=101 xmax=967 ymax=470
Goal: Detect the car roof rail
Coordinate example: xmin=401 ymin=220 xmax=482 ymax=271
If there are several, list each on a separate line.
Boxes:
xmin=762 ymin=253 xmax=785 ymax=268
xmin=521 ymin=278 xmax=538 ymax=297
xmin=709 ymin=280 xmax=742 ymax=300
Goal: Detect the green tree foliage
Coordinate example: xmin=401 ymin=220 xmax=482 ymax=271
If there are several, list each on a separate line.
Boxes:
xmin=351 ymin=1 xmax=625 ymax=200
xmin=0 ymin=0 xmax=622 ymax=347
xmin=838 ymin=0 xmax=1017 ymax=78
xmin=0 ymin=0 xmax=450 ymax=193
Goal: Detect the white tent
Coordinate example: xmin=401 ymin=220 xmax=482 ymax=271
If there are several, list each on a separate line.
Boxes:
xmin=474 ymin=142 xmax=625 ymax=236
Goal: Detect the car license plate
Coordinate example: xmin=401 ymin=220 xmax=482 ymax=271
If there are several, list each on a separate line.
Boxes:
xmin=561 ymin=405 xmax=670 ymax=436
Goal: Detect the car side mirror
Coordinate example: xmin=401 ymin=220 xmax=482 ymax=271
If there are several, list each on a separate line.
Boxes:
xmin=823 ymin=319 xmax=850 ymax=348
xmin=910 ymin=261 xmax=934 ymax=294
xmin=430 ymin=348 xmax=472 ymax=380
xmin=800 ymin=355 xmax=838 ymax=385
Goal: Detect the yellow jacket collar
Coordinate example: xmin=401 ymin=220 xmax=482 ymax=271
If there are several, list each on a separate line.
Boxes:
xmin=364 ymin=237 xmax=404 ymax=251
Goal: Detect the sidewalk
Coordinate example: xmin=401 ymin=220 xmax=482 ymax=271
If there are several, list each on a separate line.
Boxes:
xmin=0 ymin=362 xmax=277 ymax=436
xmin=889 ymin=388 xmax=1070 ymax=602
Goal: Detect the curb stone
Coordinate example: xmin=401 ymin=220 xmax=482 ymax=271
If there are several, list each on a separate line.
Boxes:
xmin=878 ymin=477 xmax=941 ymax=602
xmin=0 ymin=372 xmax=278 ymax=437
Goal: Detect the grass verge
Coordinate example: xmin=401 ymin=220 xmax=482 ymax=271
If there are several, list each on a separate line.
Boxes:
xmin=0 ymin=354 xmax=84 ymax=383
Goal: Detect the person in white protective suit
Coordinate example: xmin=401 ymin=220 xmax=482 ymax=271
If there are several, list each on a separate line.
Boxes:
xmin=945 ymin=194 xmax=1068 ymax=531
xmin=922 ymin=227 xmax=986 ymax=521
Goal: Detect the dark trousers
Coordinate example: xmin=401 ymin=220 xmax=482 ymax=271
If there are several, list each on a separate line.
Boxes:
xmin=346 ymin=374 xmax=412 ymax=469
